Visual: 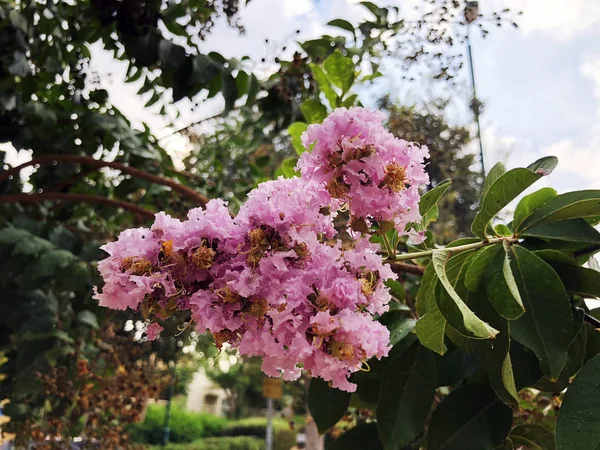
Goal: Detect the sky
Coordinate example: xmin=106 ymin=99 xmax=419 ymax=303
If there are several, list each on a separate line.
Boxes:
xmin=5 ymin=0 xmax=600 ymax=195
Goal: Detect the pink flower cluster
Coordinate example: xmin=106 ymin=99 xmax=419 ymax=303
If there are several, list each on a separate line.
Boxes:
xmin=95 ymin=107 xmax=429 ymax=391
xmin=298 ymin=107 xmax=429 ymax=239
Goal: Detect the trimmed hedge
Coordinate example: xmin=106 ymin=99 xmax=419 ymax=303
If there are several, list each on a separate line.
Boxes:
xmin=128 ymin=402 xmax=227 ymax=444
xmin=223 ymin=417 xmax=296 ymax=450
xmin=150 ymin=436 xmax=264 ymax=450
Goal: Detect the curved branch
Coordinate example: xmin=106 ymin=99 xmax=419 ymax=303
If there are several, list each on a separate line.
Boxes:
xmin=0 ymin=193 xmax=156 ymax=219
xmin=388 ymin=261 xmax=425 ymax=276
xmin=0 ymin=155 xmax=209 ymax=207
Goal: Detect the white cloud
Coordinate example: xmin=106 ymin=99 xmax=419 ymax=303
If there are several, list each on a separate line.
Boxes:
xmin=580 ymin=54 xmax=600 ymax=103
xmin=534 ymin=53 xmax=600 ymax=191
xmin=501 ymin=0 xmax=600 ymax=40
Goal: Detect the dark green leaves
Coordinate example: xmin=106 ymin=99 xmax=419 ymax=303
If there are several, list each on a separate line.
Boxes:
xmin=376 ymin=342 xmax=436 ymax=449
xmin=300 ymin=98 xmax=327 ymax=123
xmin=485 ymin=244 xmax=524 ymax=320
xmin=509 ymin=424 xmax=555 ymax=450
xmin=556 ymin=354 xmax=600 ymax=450
xmin=310 ymin=64 xmax=338 ymax=109
xmin=482 ymin=162 xmax=506 ymax=197
xmin=427 ymin=384 xmax=513 ymax=450
xmin=513 ymin=187 xmax=557 ymax=231
xmin=288 ymin=122 xmax=308 ymax=155
xmin=323 ymin=50 xmax=355 ymax=95
xmin=327 ymin=19 xmax=355 ymax=36
xmin=415 ymin=263 xmax=446 ymax=355
xmin=419 ymin=179 xmax=452 ymax=216
xmin=521 ymin=219 xmax=600 ymax=244
xmin=432 ymin=251 xmax=498 ymax=339
xmin=307 ymin=378 xmax=351 ymax=434
xmin=518 ymin=190 xmax=600 ymax=233
xmin=472 ymin=157 xmax=557 ymax=238
xmin=508 ymin=246 xmax=572 ymax=379
xmin=327 ymin=423 xmax=383 ymax=450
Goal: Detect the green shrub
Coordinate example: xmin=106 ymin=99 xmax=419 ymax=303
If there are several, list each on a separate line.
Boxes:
xmin=127 ymin=401 xmax=227 ymax=444
xmin=222 ymin=417 xmax=296 ymax=450
xmin=149 ymin=436 xmax=264 ymax=450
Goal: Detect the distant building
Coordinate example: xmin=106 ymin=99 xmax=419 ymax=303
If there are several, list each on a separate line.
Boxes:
xmin=186 ymin=370 xmax=228 ymax=416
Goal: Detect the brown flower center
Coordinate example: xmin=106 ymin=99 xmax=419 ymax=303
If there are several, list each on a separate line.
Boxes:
xmin=215 ymin=286 xmax=241 ymax=304
xmin=379 ymin=163 xmax=408 ymax=192
xmin=191 ymin=245 xmax=216 ymax=269
xmin=330 ymin=341 xmax=355 ymax=361
xmin=120 ymin=256 xmax=152 ymax=275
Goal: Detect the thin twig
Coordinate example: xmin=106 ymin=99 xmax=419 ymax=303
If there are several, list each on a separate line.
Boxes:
xmin=0 ymin=155 xmax=209 ymax=207
xmin=388 ymin=261 xmax=425 ymax=276
xmin=0 ymin=193 xmax=156 ymax=219
xmin=389 ymin=236 xmax=519 ymax=262
xmin=157 ymin=111 xmax=224 ymax=141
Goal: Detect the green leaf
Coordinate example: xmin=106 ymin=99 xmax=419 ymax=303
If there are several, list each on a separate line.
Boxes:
xmin=527 ymin=155 xmax=559 ymax=174
xmin=377 ymin=342 xmax=436 ymax=450
xmin=307 ymin=378 xmax=351 ymax=434
xmin=360 ymin=1 xmax=386 ymax=18
xmin=77 ymin=310 xmax=99 ymax=329
xmin=327 ymin=423 xmax=383 ymax=450
xmin=522 ymin=218 xmax=600 ymax=244
xmin=300 ymin=98 xmax=327 ymax=124
xmin=246 ymin=73 xmax=259 ymax=105
xmin=145 ymin=91 xmax=160 ymax=107
xmin=9 ymin=10 xmax=28 ymax=32
xmin=436 ymin=347 xmax=478 ymax=387
xmin=519 ymin=190 xmax=600 ymax=233
xmin=464 ymin=244 xmax=502 ymax=292
xmin=509 ymin=424 xmax=555 ymax=450
xmin=482 ymin=162 xmax=506 ymax=198
xmin=341 ymin=93 xmax=358 ymax=108
xmin=419 ymin=179 xmax=452 ymax=216
xmin=379 ymin=311 xmax=416 ymax=347
xmin=493 ymin=224 xmax=512 ymax=236
xmin=384 ymin=279 xmax=405 ymax=302
xmin=323 ymin=50 xmax=355 ymax=95
xmin=556 ymin=354 xmax=600 ymax=450
xmin=235 ymin=70 xmax=249 ymax=96
xmin=276 ymin=158 xmax=299 ymax=179
xmin=30 ymin=249 xmax=75 ymax=279
xmin=427 ymin=384 xmax=513 ymax=450
xmin=310 ymin=64 xmax=338 ymax=108
xmin=327 ymin=19 xmax=355 ymax=36
xmin=485 ymin=243 xmax=525 ymax=320
xmin=508 ymin=246 xmax=572 ymax=379
xmin=432 ymin=250 xmax=499 ymax=339
xmin=472 ymin=166 xmax=547 ymax=238
xmin=352 ymin=335 xmax=417 ymax=405
xmin=288 ymin=122 xmax=308 ymax=155
xmin=221 ymin=71 xmax=238 ymax=113
xmin=158 ymin=40 xmax=186 ymax=67
xmin=513 ymin=187 xmax=557 ymax=231
xmin=471 ymin=298 xmax=519 ymax=405
xmin=415 ymin=264 xmax=446 ymax=355
xmin=541 ymin=259 xmax=600 ymax=298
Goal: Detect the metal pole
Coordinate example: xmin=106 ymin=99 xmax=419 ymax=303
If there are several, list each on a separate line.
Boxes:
xmin=163 ymin=362 xmax=176 ymax=447
xmin=466 ymin=23 xmax=486 ymax=177
xmin=266 ymin=398 xmax=274 ymax=450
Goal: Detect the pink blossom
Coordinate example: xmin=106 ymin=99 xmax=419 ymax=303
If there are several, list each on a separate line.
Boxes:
xmin=298 ymin=107 xmax=429 ymax=236
xmin=146 ymin=322 xmax=163 ymax=341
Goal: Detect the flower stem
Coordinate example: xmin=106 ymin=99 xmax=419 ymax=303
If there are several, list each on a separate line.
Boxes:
xmin=382 ymin=233 xmax=396 ymax=260
xmin=389 ymin=237 xmax=518 ymax=262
